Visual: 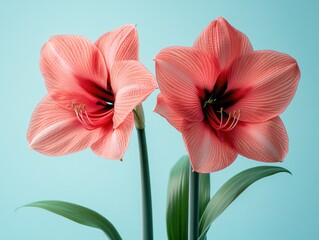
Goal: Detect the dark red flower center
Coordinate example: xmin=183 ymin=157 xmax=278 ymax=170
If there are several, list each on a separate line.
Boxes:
xmin=72 ymin=79 xmax=115 ymax=130
xmin=203 ymin=80 xmax=243 ymax=132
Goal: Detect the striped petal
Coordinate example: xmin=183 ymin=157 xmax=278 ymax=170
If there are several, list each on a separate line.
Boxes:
xmin=194 ymin=17 xmax=253 ymax=72
xmin=110 ymin=60 xmax=156 ymax=128
xmin=40 ymin=35 xmax=108 ymax=95
xmin=182 ymin=121 xmax=238 ymax=173
xmin=155 ymin=47 xmax=219 ymax=122
xmin=154 ymin=94 xmax=184 ymax=132
xmin=221 ymin=117 xmax=288 ymax=162
xmin=27 ymin=96 xmax=104 ymax=155
xmin=91 ymin=113 xmax=134 ymax=160
xmin=96 ymin=24 xmax=138 ymax=71
xmin=226 ymin=50 xmax=300 ymax=122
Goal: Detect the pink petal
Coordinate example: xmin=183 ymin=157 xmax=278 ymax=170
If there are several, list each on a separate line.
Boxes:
xmin=227 ymin=50 xmax=300 ymax=122
xmin=155 ymin=47 xmax=220 ymax=122
xmin=221 ymin=117 xmax=288 ymax=162
xmin=154 ymin=94 xmax=184 ymax=132
xmin=182 ymin=121 xmax=238 ymax=173
xmin=27 ymin=96 xmax=104 ymax=155
xmin=110 ymin=60 xmax=156 ymax=128
xmin=91 ymin=112 xmax=134 ymax=160
xmin=41 ymin=35 xmax=108 ymax=95
xmin=194 ymin=17 xmax=253 ymax=71
xmin=96 ymin=24 xmax=138 ymax=71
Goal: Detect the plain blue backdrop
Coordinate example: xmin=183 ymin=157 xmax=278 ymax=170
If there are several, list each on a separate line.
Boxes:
xmin=1 ymin=0 xmax=317 ymax=239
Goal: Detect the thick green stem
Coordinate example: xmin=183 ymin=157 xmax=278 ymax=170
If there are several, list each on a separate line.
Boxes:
xmin=134 ymin=105 xmax=153 ymax=240
xmin=189 ymin=170 xmax=200 ymax=240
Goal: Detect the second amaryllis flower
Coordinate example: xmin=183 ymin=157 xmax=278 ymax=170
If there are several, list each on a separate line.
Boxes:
xmin=155 ymin=17 xmax=300 ymax=173
xmin=27 ymin=25 xmax=156 ymax=160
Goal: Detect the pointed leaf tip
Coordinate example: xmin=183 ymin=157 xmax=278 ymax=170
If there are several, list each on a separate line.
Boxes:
xmin=198 ymin=166 xmax=291 ymax=239
xmin=22 ymin=200 xmax=122 ymax=240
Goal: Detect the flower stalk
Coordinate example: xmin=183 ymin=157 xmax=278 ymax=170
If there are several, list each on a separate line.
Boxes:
xmin=134 ymin=104 xmax=153 ymax=240
xmin=189 ymin=169 xmax=200 ymax=240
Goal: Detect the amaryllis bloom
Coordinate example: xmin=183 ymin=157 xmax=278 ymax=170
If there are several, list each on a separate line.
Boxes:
xmin=154 ymin=17 xmax=300 ymax=173
xmin=27 ymin=25 xmax=156 ymax=159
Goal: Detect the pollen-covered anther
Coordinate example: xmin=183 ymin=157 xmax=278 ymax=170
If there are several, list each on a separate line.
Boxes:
xmin=72 ymin=103 xmax=96 ymax=128
xmin=212 ymin=108 xmax=241 ymax=131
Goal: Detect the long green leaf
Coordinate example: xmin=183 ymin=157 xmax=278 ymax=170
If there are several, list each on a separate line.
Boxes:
xmin=198 ymin=166 xmax=291 ymax=240
xmin=198 ymin=172 xmax=210 ymax=240
xmin=166 ymin=155 xmax=190 ymax=240
xmin=199 ymin=173 xmax=210 ymax=219
xmin=166 ymin=155 xmax=211 ymax=240
xmin=24 ymin=200 xmax=122 ymax=240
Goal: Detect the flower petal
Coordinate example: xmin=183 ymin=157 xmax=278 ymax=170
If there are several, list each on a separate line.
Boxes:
xmin=194 ymin=17 xmax=253 ymax=71
xmin=91 ymin=112 xmax=134 ymax=160
xmin=155 ymin=47 xmax=219 ymax=122
xmin=27 ymin=96 xmax=104 ymax=155
xmin=182 ymin=121 xmax=238 ymax=173
xmin=227 ymin=50 xmax=300 ymax=122
xmin=220 ymin=117 xmax=288 ymax=162
xmin=154 ymin=94 xmax=184 ymax=132
xmin=110 ymin=60 xmax=156 ymax=128
xmin=41 ymin=35 xmax=108 ymax=95
xmin=96 ymin=24 xmax=138 ymax=71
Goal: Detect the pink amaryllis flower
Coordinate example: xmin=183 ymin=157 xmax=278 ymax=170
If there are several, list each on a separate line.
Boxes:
xmin=27 ymin=25 xmax=156 ymax=160
xmin=154 ymin=17 xmax=300 ymax=173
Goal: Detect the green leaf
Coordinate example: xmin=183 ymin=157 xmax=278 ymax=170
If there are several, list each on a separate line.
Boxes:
xmin=198 ymin=172 xmax=210 ymax=240
xmin=198 ymin=166 xmax=291 ymax=240
xmin=24 ymin=200 xmax=122 ymax=240
xmin=166 ymin=155 xmax=190 ymax=240
xmin=199 ymin=173 xmax=210 ymax=219
xmin=166 ymin=155 xmax=211 ymax=240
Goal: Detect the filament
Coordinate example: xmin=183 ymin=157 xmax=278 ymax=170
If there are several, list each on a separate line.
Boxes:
xmin=72 ymin=103 xmax=96 ymax=129
xmin=207 ymin=108 xmax=241 ymax=132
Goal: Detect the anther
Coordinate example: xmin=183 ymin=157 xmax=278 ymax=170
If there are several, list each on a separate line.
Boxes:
xmin=71 ymin=103 xmax=96 ymax=128
xmin=224 ymin=110 xmax=241 ymax=131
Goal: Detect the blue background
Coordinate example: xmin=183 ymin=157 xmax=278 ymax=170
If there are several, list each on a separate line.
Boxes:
xmin=1 ymin=0 xmax=317 ymax=239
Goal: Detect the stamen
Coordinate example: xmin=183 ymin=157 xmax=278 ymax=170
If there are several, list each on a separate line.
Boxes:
xmin=84 ymin=109 xmax=95 ymax=125
xmin=224 ymin=110 xmax=241 ymax=131
xmin=72 ymin=103 xmax=96 ymax=128
xmin=217 ymin=108 xmax=232 ymax=130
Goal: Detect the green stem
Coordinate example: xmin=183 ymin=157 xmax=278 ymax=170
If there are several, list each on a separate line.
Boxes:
xmin=189 ymin=169 xmax=200 ymax=240
xmin=134 ymin=105 xmax=153 ymax=240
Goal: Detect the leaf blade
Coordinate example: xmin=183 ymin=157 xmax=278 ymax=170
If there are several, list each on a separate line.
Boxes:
xmin=198 ymin=166 xmax=291 ymax=239
xmin=166 ymin=155 xmax=190 ymax=240
xmin=198 ymin=173 xmax=210 ymax=240
xmin=24 ymin=200 xmax=122 ymax=240
xmin=199 ymin=173 xmax=210 ymax=219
